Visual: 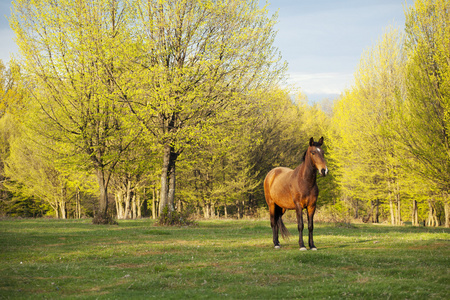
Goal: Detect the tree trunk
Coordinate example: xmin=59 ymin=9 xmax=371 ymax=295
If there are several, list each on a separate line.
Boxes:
xmin=433 ymin=213 xmax=439 ymax=227
xmin=370 ymin=200 xmax=375 ymax=223
xmin=168 ymin=155 xmax=176 ymax=213
xmin=443 ymin=193 xmax=449 ymax=228
xmin=152 ymin=188 xmax=157 ymax=220
xmin=203 ymin=200 xmax=210 ymax=218
xmin=236 ymin=200 xmax=241 ymax=219
xmin=412 ymin=200 xmax=418 ymax=226
xmin=160 ymin=144 xmax=178 ymax=216
xmin=52 ymin=201 xmax=60 ymax=219
xmin=115 ymin=192 xmax=123 ymax=219
xmin=445 ymin=199 xmax=449 ymax=228
xmin=196 ymin=202 xmax=201 ymax=218
xmin=414 ymin=201 xmax=419 ymax=226
xmin=131 ymin=193 xmax=136 ymax=219
xmin=136 ymin=194 xmax=142 ymax=218
xmin=124 ymin=180 xmax=131 ymax=219
xmin=224 ymin=204 xmax=228 ymax=219
xmin=375 ymin=199 xmax=379 ymax=223
xmin=389 ymin=198 xmax=396 ymax=225
xmin=396 ymin=193 xmax=402 ymax=225
xmin=427 ymin=199 xmax=435 ymax=227
xmin=159 ymin=145 xmax=171 ymax=215
xmin=93 ymin=169 xmax=111 ymax=224
xmin=388 ymin=180 xmax=396 ymax=225
xmin=76 ymin=187 xmax=81 ymax=219
xmin=76 ymin=192 xmax=80 ymax=219
xmin=59 ymin=200 xmax=67 ymax=219
xmin=177 ymin=198 xmax=182 ymax=213
xmin=211 ymin=201 xmax=216 ymax=218
xmin=60 ymin=184 xmax=67 ymax=219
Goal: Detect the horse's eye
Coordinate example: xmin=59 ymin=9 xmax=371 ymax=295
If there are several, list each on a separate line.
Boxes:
xmin=311 ymin=151 xmax=316 ymax=155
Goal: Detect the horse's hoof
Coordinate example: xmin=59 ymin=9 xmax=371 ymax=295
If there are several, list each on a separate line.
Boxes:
xmin=299 ymin=247 xmax=307 ymax=251
xmin=274 ymin=245 xmax=281 ymax=249
xmin=311 ymin=248 xmax=317 ymax=251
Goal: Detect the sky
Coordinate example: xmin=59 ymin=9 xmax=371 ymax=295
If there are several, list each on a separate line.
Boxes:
xmin=263 ymin=0 xmax=414 ymax=102
xmin=0 ymin=0 xmax=414 ymax=102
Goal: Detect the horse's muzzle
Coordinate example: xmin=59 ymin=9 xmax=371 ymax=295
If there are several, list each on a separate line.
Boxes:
xmin=320 ymin=168 xmax=328 ymax=176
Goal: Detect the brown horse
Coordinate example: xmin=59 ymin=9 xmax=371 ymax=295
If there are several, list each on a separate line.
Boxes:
xmin=264 ymin=137 xmax=328 ymax=250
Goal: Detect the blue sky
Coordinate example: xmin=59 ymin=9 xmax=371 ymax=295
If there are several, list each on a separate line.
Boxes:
xmin=264 ymin=0 xmax=413 ymax=101
xmin=0 ymin=0 xmax=413 ymax=101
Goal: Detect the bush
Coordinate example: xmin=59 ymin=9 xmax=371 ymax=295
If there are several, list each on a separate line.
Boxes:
xmin=156 ymin=206 xmax=197 ymax=226
xmin=92 ymin=214 xmax=118 ymax=225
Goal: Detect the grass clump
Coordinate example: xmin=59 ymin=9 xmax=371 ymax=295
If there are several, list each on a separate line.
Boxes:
xmin=156 ymin=206 xmax=197 ymax=227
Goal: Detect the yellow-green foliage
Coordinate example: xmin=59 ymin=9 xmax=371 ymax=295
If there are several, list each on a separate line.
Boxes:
xmin=329 ymin=0 xmax=450 ymax=226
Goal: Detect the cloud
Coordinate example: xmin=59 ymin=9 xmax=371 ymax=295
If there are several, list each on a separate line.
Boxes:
xmin=286 ymin=72 xmax=353 ymax=95
xmin=269 ymin=0 xmax=412 ymax=97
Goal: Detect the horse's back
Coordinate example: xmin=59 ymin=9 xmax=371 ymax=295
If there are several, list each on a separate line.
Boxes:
xmin=265 ymin=167 xmax=293 ymax=184
xmin=264 ymin=167 xmax=296 ymax=209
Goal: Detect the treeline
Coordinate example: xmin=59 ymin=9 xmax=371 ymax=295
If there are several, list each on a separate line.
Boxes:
xmin=329 ymin=0 xmax=449 ymax=227
xmin=0 ymin=0 xmax=448 ymax=227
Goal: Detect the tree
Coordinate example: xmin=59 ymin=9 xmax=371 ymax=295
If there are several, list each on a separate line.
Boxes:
xmin=402 ymin=0 xmax=450 ymax=227
xmin=5 ymin=125 xmax=70 ymax=219
xmin=177 ymin=102 xmax=261 ymax=218
xmin=10 ymin=0 xmax=143 ymax=223
xmin=122 ymin=0 xmax=287 ymax=215
xmin=110 ymin=134 xmax=159 ymax=220
xmin=0 ymin=60 xmax=29 ymax=217
xmin=329 ymin=27 xmax=406 ymax=223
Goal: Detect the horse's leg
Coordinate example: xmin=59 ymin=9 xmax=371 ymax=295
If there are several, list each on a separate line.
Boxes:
xmin=307 ymin=205 xmax=317 ymax=250
xmin=269 ymin=203 xmax=280 ymax=248
xmin=295 ymin=203 xmax=306 ymax=250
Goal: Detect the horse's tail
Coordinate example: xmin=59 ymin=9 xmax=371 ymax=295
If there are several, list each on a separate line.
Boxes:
xmin=275 ymin=206 xmax=290 ymax=240
xmin=278 ymin=217 xmax=290 ymax=240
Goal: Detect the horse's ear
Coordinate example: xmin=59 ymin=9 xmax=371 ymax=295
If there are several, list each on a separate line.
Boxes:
xmin=318 ymin=137 xmax=324 ymax=146
xmin=309 ymin=137 xmax=314 ymax=146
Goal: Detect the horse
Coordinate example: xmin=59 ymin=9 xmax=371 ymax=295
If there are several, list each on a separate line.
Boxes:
xmin=264 ymin=137 xmax=328 ymax=250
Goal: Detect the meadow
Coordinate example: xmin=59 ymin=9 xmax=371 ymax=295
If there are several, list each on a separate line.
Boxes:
xmin=0 ymin=218 xmax=449 ymax=299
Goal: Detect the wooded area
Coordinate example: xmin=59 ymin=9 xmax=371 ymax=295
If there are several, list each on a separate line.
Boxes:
xmin=0 ymin=0 xmax=449 ymax=227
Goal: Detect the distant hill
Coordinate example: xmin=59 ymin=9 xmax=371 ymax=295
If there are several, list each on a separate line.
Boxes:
xmin=305 ymin=93 xmax=340 ymax=104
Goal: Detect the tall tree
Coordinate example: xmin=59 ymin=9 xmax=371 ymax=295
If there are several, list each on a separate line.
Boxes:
xmin=10 ymin=0 xmax=142 ymax=223
xmin=177 ymin=98 xmax=261 ymax=218
xmin=330 ymin=27 xmax=406 ymax=223
xmin=402 ymin=0 xmax=450 ymax=227
xmin=121 ymin=0 xmax=286 ymax=215
xmin=0 ymin=60 xmax=28 ymax=216
xmin=4 ymin=122 xmax=70 ymax=219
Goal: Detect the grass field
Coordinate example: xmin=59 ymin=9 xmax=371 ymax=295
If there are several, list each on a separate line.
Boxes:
xmin=0 ymin=218 xmax=449 ymax=299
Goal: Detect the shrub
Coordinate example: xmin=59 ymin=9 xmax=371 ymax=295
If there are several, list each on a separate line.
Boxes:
xmin=156 ymin=206 xmax=197 ymax=226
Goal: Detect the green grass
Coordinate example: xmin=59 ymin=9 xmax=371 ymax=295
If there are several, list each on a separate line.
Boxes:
xmin=0 ymin=218 xmax=449 ymax=299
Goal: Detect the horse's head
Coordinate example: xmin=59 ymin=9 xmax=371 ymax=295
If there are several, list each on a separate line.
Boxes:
xmin=308 ymin=137 xmax=328 ymax=176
